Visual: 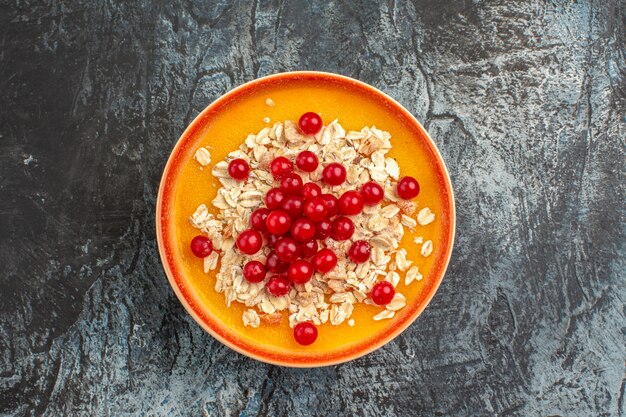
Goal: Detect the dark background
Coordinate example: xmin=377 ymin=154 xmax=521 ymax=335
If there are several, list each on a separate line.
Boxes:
xmin=1 ymin=0 xmax=624 ymax=416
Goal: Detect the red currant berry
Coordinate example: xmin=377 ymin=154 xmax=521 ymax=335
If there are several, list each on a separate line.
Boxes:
xmin=270 ymin=156 xmax=294 ymax=179
xmin=288 ymin=259 xmax=314 ymax=284
xmin=265 ymin=188 xmax=286 ymax=210
xmin=266 ymin=233 xmax=280 ymax=249
xmin=320 ymin=194 xmax=339 ymax=217
xmin=339 ymin=190 xmax=364 ymax=215
xmin=302 ymin=182 xmax=322 ymax=200
xmin=228 ymin=158 xmax=250 ymax=180
xmin=330 ymin=216 xmax=355 ymax=241
xmin=298 ymin=112 xmax=323 ymax=135
xmin=296 ymin=150 xmax=319 ymax=172
xmin=294 ymin=322 xmax=318 ymax=345
xmin=266 ymin=251 xmax=288 ymax=273
xmin=303 ymin=197 xmax=329 ymax=222
xmin=315 ymin=220 xmax=332 ymax=239
xmin=267 ymin=275 xmax=291 ymax=297
xmin=312 ymin=248 xmax=338 ymax=273
xmin=322 ymin=163 xmax=346 ymax=186
xmin=300 ymin=240 xmax=318 ymax=258
xmin=243 ymin=261 xmax=266 ymax=283
xmin=275 ymin=237 xmax=300 ymax=262
xmin=190 ymin=236 xmax=213 ymax=257
xmin=265 ymin=210 xmax=291 ymax=235
xmin=236 ymin=229 xmax=263 ymax=255
xmin=281 ymin=195 xmax=304 ymax=218
xmin=290 ymin=218 xmax=316 ymax=242
xmin=348 ymin=240 xmax=371 ymax=263
xmin=280 ymin=173 xmax=303 ymax=195
xmin=397 ymin=176 xmax=420 ymax=200
xmin=361 ymin=181 xmax=384 ymax=206
xmin=250 ymin=208 xmax=270 ymax=231
xmin=371 ymin=281 xmax=395 ymax=305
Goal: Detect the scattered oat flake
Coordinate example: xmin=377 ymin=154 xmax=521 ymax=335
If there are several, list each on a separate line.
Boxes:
xmin=373 ymin=309 xmax=395 ymax=321
xmin=203 ymin=252 xmax=219 ymax=272
xmin=348 ymin=319 xmax=355 ymax=327
xmin=265 ymin=98 xmax=275 ymax=107
xmin=385 ymin=271 xmax=400 ymax=287
xmin=242 ymin=309 xmax=260 ymax=327
xmin=401 ymin=214 xmax=417 ymax=229
xmin=395 ymin=249 xmax=412 ymax=271
xmin=405 ymin=266 xmax=422 ymax=285
xmin=194 ymin=147 xmax=212 ymax=166
xmin=417 ymin=207 xmax=435 ymax=225
xmin=263 ymin=117 xmax=270 ymax=123
xmin=386 ymin=293 xmax=406 ymax=311
xmin=421 ymin=240 xmax=433 ymax=257
xmin=413 ymin=236 xmax=423 ymax=245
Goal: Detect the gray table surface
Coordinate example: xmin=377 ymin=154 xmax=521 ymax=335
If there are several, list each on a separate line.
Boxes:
xmin=1 ymin=1 xmax=624 ymax=416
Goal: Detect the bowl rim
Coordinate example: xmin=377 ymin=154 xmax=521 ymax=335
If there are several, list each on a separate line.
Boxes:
xmin=156 ymin=71 xmax=456 ymax=367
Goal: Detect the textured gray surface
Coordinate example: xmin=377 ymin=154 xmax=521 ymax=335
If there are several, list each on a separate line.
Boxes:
xmin=1 ymin=0 xmax=625 ymax=415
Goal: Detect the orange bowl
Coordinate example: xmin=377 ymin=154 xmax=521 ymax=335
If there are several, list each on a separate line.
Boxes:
xmin=156 ymin=71 xmax=455 ymax=367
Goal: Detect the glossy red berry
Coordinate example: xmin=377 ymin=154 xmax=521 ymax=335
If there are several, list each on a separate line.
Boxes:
xmin=281 ymin=195 xmax=304 ymax=218
xmin=236 ymin=229 xmax=263 ymax=255
xmin=303 ymin=197 xmax=329 ymax=222
xmin=294 ymin=322 xmax=318 ymax=345
xmin=267 ymin=275 xmax=291 ymax=297
xmin=243 ymin=261 xmax=266 ymax=283
xmin=270 ymin=156 xmax=294 ymax=179
xmin=302 ymin=182 xmax=322 ymax=200
xmin=300 ymin=240 xmax=318 ymax=258
xmin=290 ymin=218 xmax=316 ymax=242
xmin=361 ymin=181 xmax=384 ymax=206
xmin=266 ymin=251 xmax=288 ymax=273
xmin=280 ymin=173 xmax=303 ymax=195
xmin=397 ymin=176 xmax=420 ymax=200
xmin=312 ymin=248 xmax=338 ymax=273
xmin=315 ymin=220 xmax=332 ymax=239
xmin=288 ymin=259 xmax=314 ymax=284
xmin=339 ymin=190 xmax=364 ymax=215
xmin=265 ymin=188 xmax=286 ymax=210
xmin=348 ymin=240 xmax=371 ymax=263
xmin=190 ymin=236 xmax=213 ymax=258
xmin=330 ymin=216 xmax=355 ymax=241
xmin=322 ymin=163 xmax=346 ymax=186
xmin=296 ymin=150 xmax=319 ymax=172
xmin=250 ymin=208 xmax=270 ymax=231
xmin=371 ymin=281 xmax=395 ymax=305
xmin=265 ymin=210 xmax=291 ymax=235
xmin=275 ymin=237 xmax=300 ymax=262
xmin=298 ymin=112 xmax=323 ymax=135
xmin=320 ymin=194 xmax=339 ymax=217
xmin=266 ymin=233 xmax=280 ymax=249
xmin=228 ymin=158 xmax=250 ymax=180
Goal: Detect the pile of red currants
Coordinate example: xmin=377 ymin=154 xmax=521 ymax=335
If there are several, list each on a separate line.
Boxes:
xmin=190 ymin=112 xmax=420 ymax=345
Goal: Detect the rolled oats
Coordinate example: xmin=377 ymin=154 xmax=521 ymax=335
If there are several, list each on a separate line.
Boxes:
xmin=405 ymin=266 xmax=423 ymax=285
xmin=189 ymin=120 xmax=428 ymax=331
xmin=386 ymin=293 xmax=406 ymax=311
xmin=421 ymin=240 xmax=433 ymax=257
xmin=401 ymin=214 xmax=417 ymax=229
xmin=194 ymin=147 xmax=212 ymax=166
xmin=395 ymin=249 xmax=413 ymax=271
xmin=373 ymin=309 xmax=395 ymax=321
xmin=417 ymin=207 xmax=435 ymax=225
xmin=242 ymin=309 xmax=260 ymax=327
